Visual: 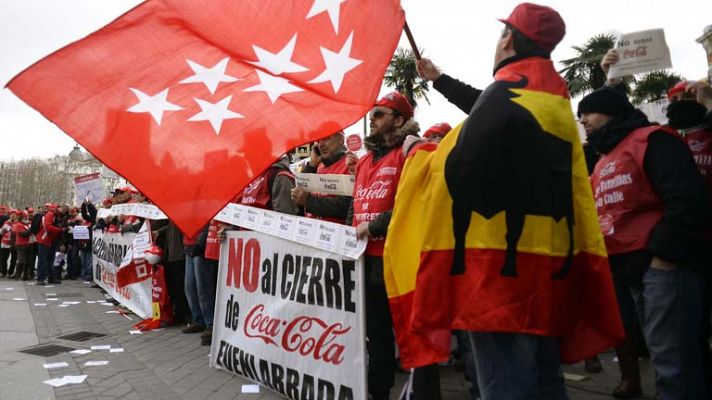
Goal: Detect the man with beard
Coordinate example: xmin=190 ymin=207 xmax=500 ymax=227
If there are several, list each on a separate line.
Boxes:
xmin=579 ymin=86 xmax=710 ymax=399
xmin=290 ymin=131 xmax=352 ymax=224
xmin=349 ymin=91 xmax=417 ymax=400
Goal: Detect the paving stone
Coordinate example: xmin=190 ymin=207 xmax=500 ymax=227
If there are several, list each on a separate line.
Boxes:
xmin=5 ymin=278 xmax=664 ymax=400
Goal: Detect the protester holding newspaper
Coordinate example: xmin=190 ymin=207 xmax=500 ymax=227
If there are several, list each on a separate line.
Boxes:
xmin=290 ymin=131 xmax=353 ymax=225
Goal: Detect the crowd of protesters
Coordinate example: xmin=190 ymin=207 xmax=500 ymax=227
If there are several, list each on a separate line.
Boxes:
xmin=2 ymin=3 xmax=712 ymax=400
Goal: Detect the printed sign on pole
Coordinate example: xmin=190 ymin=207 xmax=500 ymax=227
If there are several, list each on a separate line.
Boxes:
xmin=608 ymin=29 xmax=672 ymax=79
xmin=74 ymin=173 xmax=105 ymax=205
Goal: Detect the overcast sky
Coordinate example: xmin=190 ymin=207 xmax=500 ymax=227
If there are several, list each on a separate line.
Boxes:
xmin=1 ymin=0 xmax=710 ymax=161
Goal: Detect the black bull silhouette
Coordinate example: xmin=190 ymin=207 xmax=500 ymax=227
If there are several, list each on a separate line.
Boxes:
xmin=445 ymin=77 xmax=574 ymax=279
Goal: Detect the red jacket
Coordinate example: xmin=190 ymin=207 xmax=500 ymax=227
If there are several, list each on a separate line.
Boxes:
xmin=12 ymin=221 xmax=30 ymax=247
xmin=36 ymin=211 xmax=63 ymax=247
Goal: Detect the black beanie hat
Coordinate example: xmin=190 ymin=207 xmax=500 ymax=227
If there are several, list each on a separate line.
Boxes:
xmin=577 ymin=86 xmax=635 ymax=118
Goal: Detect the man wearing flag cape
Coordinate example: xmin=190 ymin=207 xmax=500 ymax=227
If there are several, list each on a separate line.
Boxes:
xmin=385 ymin=3 xmax=624 ymax=398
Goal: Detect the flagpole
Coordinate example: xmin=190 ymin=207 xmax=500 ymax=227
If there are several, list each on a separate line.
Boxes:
xmin=403 ymin=21 xmax=421 ymax=60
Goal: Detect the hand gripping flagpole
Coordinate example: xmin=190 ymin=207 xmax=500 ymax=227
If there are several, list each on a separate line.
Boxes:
xmin=403 ymin=21 xmax=421 ymax=60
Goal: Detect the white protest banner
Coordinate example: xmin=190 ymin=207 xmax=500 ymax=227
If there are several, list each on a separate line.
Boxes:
xmin=608 ymin=29 xmax=672 ymax=79
xmin=72 ymin=225 xmax=90 ymax=240
xmin=295 ymin=173 xmax=355 ymax=196
xmin=210 ymin=231 xmax=366 ymax=400
xmin=92 ymin=230 xmax=152 ymax=319
xmin=96 ymin=203 xmax=168 ymax=220
xmin=74 ymin=173 xmax=105 ymax=206
xmin=214 ymin=204 xmax=366 ymax=259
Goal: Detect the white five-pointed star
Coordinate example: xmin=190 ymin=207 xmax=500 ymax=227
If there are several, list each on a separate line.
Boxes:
xmin=306 ymin=0 xmax=348 ymax=34
xmin=187 ymin=95 xmax=244 ymax=135
xmin=308 ymin=31 xmax=362 ymax=93
xmin=248 ymin=34 xmax=309 ymax=76
xmin=179 ymin=58 xmax=239 ymax=95
xmin=244 ymin=69 xmax=303 ymax=103
xmin=126 ymin=88 xmax=183 ymax=125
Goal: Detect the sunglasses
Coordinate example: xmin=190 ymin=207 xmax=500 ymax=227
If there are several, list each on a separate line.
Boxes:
xmin=370 ymin=110 xmax=397 ymax=119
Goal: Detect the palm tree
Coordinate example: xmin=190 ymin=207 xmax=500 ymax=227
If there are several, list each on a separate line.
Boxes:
xmin=629 ymin=70 xmax=682 ymax=105
xmin=559 ymin=34 xmax=618 ymax=97
xmin=383 ymin=48 xmax=429 ymax=108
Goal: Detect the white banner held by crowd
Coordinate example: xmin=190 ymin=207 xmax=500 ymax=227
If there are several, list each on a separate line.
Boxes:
xmin=74 ymin=173 xmax=104 ymax=206
xmin=295 ymin=173 xmax=355 ymax=196
xmin=214 ymin=204 xmax=365 ymax=259
xmin=96 ymin=203 xmax=168 ymax=220
xmin=608 ymin=29 xmax=672 ymax=79
xmin=92 ymin=230 xmax=152 ymax=319
xmin=210 ymin=231 xmax=366 ymax=400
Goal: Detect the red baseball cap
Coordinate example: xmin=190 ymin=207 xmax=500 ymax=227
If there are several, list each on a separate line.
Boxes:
xmin=667 ymin=81 xmax=687 ymax=100
xmin=375 ymin=91 xmax=413 ymax=121
xmin=423 ymin=122 xmax=453 ymax=138
xmin=498 ymin=3 xmax=565 ymax=53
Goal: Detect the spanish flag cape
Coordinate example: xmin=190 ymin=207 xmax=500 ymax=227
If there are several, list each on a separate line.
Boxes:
xmin=384 ymin=57 xmax=624 ymax=369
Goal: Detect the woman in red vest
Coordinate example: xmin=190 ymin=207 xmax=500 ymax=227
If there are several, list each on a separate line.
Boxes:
xmin=579 ymin=86 xmax=710 ymax=399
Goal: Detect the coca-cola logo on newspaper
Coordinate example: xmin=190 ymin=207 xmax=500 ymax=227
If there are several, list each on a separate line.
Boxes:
xmin=244 ymin=304 xmax=351 ymax=365
xmin=355 ymin=180 xmax=391 ymax=200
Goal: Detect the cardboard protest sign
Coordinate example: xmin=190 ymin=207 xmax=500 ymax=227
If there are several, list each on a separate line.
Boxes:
xmin=295 ymin=173 xmax=355 ymax=197
xmin=74 ymin=173 xmax=105 ymax=205
xmin=608 ymin=29 xmax=672 ymax=79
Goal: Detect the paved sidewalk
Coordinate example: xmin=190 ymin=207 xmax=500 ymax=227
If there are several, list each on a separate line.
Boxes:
xmin=0 ymin=277 xmax=658 ymax=400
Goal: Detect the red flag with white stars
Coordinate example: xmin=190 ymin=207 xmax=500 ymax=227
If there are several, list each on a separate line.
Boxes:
xmin=7 ymin=0 xmax=404 ymax=236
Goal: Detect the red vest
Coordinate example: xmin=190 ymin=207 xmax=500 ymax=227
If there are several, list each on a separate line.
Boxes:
xmin=352 ymin=147 xmax=405 ymax=256
xmin=12 ymin=222 xmax=30 ymax=247
xmin=240 ymin=166 xmax=294 ymax=210
xmin=591 ymin=126 xmax=677 ymax=255
xmin=681 ymin=127 xmax=712 ymax=199
xmin=204 ymin=220 xmax=222 ymax=261
xmin=305 ymin=155 xmax=351 ymax=224
xmin=1 ymin=221 xmax=13 ymax=246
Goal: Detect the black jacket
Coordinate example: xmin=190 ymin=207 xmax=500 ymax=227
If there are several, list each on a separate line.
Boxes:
xmin=433 ymin=74 xmax=482 ymax=115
